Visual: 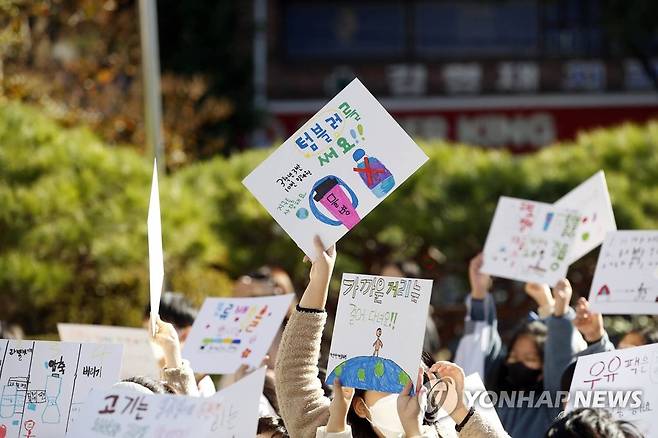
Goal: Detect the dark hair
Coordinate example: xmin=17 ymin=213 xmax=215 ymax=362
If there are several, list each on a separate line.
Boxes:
xmin=257 ymin=416 xmax=289 ymax=437
xmin=346 ymin=351 xmax=435 ymax=437
xmin=121 ymin=376 xmax=176 ymax=394
xmin=546 ymin=408 xmax=644 ymax=438
xmin=143 ymin=291 xmax=198 ymax=328
xmin=509 ymin=320 xmax=548 ymax=363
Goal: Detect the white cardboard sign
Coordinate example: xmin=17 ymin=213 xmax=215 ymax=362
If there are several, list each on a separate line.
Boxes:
xmin=67 ymin=367 xmax=265 ymax=438
xmin=555 ymin=170 xmax=617 ymax=263
xmin=243 ymin=78 xmax=428 ymax=259
xmin=482 ymin=196 xmax=581 ymax=285
xmin=147 ymin=159 xmax=164 ymax=335
xmin=0 ymin=339 xmax=122 ymax=438
xmin=567 ymin=343 xmax=658 ymax=436
xmin=326 ymin=273 xmax=433 ymax=394
xmin=588 ymin=230 xmax=658 ymax=315
xmin=182 ymin=294 xmax=294 ymax=374
xmin=57 ymin=324 xmax=160 ymax=379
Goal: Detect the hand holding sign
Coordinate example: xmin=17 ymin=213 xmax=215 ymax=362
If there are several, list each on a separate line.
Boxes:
xmin=147 ymin=159 xmax=164 ymax=336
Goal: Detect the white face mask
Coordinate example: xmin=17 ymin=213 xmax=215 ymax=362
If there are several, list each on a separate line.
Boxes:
xmin=365 ymin=394 xmax=405 ymax=438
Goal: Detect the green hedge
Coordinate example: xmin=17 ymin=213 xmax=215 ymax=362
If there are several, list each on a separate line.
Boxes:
xmin=1 ymin=101 xmax=657 ymax=337
xmin=0 ymin=102 xmax=231 ymax=334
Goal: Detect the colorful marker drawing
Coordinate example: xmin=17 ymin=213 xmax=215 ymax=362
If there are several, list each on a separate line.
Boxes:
xmin=309 ymin=176 xmax=361 ymax=229
xmin=372 ymin=328 xmax=383 ymax=357
xmin=326 ymin=355 xmax=412 ymax=395
xmin=352 ymin=149 xmax=395 ymax=198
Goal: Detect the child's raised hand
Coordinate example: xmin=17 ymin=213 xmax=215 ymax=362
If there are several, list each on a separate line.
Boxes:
xmin=552 ymin=278 xmax=573 ymax=317
xmin=299 ymin=235 xmax=336 ymax=310
xmin=573 ymin=297 xmax=604 ymax=342
xmin=326 ymin=378 xmax=354 ymax=433
xmin=468 ymin=253 xmax=491 ymax=299
xmin=397 ymin=368 xmax=424 ymax=437
xmin=428 ymin=361 xmax=471 ymax=424
xmin=153 ymin=316 xmax=182 ymax=369
xmin=524 ymin=282 xmax=555 ymax=308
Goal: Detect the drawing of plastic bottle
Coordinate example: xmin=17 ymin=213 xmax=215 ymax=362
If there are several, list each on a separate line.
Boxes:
xmin=0 ymin=384 xmax=16 ymax=418
xmin=309 ymin=176 xmax=361 ymax=230
xmin=352 ymin=149 xmax=395 ymax=198
xmin=41 ymin=374 xmax=62 ymax=424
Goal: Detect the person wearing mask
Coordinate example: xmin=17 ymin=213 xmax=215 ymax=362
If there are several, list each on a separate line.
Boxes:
xmin=454 ymin=253 xmax=584 ymax=438
xmin=275 ymin=237 xmax=510 ymax=438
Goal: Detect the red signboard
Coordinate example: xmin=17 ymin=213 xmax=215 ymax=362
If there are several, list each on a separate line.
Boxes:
xmin=268 ymin=94 xmax=658 ymax=152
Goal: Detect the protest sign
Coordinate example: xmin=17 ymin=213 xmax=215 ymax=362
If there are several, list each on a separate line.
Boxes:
xmin=182 ymin=294 xmax=294 ymax=374
xmin=67 ymin=366 xmax=265 ymax=438
xmin=482 ymin=196 xmax=581 ymax=285
xmin=555 ymin=170 xmax=616 ymax=263
xmin=0 ymin=339 xmax=121 ymax=438
xmin=588 ymin=230 xmax=658 ymax=315
xmin=147 ymin=159 xmax=164 ymax=336
xmin=567 ymin=343 xmax=658 ymax=436
xmin=243 ymin=78 xmax=428 ymax=259
xmin=57 ymin=324 xmax=160 ymax=379
xmin=326 ymin=273 xmax=433 ymax=394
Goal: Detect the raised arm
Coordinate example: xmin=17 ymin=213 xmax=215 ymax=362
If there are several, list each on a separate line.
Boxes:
xmin=573 ymin=297 xmax=615 ymax=356
xmin=454 ymin=253 xmax=503 ymax=381
xmin=543 ymin=279 xmax=584 ymax=393
xmin=275 ymin=236 xmax=336 ymax=438
xmin=153 ymin=317 xmax=199 ymax=396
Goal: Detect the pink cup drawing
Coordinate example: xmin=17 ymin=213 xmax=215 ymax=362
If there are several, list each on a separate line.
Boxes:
xmin=310 ymin=176 xmax=361 ymax=230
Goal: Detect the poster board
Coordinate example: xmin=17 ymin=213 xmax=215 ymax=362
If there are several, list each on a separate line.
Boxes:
xmin=554 ymin=171 xmax=617 ymax=263
xmin=326 ymin=273 xmax=433 ymax=394
xmin=67 ymin=367 xmax=265 ymax=438
xmin=243 ymin=78 xmax=428 ymax=259
xmin=0 ymin=339 xmax=122 ymax=438
xmin=147 ymin=159 xmax=164 ymax=335
xmin=567 ymin=343 xmax=658 ymax=436
xmin=482 ymin=196 xmax=581 ymax=285
xmin=588 ymin=230 xmax=658 ymax=315
xmin=58 ymin=324 xmax=160 ymax=379
xmin=182 ymin=294 xmax=294 ymax=374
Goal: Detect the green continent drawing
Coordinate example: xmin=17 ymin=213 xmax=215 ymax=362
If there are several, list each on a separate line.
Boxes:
xmin=326 ymin=356 xmax=414 ymax=394
xmin=374 ymin=360 xmax=385 ymax=378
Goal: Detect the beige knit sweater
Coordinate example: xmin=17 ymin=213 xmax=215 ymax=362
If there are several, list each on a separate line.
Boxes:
xmin=275 ymin=309 xmax=511 ymax=438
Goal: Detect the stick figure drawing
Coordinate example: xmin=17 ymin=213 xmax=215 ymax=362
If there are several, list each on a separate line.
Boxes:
xmin=372 ymin=328 xmax=383 ymax=357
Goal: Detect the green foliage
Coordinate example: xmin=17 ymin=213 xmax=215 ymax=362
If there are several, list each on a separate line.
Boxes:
xmin=0 ymin=102 xmax=230 ymax=335
xmin=2 ymin=101 xmax=658 ymax=339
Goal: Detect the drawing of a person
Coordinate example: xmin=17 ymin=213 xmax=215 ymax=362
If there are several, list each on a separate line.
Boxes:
xmin=372 ymin=327 xmax=383 ymax=357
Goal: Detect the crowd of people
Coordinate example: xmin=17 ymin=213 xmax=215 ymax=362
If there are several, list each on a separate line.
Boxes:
xmin=3 ymin=237 xmax=653 ymax=438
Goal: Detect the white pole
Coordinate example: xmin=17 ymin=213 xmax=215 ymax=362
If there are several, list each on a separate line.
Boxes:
xmin=138 ymin=0 xmax=165 ymax=172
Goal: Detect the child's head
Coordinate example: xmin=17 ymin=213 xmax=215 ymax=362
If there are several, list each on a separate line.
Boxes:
xmin=115 ymin=376 xmax=176 ymax=395
xmin=500 ymin=320 xmax=547 ymax=390
xmin=142 ymin=291 xmax=198 ymax=342
xmin=345 ymin=352 xmax=435 ymax=438
xmin=257 ymin=416 xmax=289 ymax=438
xmin=545 ymin=407 xmax=643 ymax=438
xmin=618 ymin=327 xmax=658 ymax=349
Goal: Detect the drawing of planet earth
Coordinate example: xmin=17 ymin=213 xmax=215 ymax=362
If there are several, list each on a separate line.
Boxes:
xmin=326 ymin=356 xmax=413 ymax=394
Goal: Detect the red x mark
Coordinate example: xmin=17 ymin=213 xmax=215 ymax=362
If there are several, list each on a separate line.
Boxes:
xmin=353 ymin=156 xmax=384 ymax=186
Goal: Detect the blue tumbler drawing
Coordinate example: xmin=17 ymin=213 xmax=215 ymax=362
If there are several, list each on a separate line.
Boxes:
xmin=352 ymin=149 xmax=395 ymax=198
